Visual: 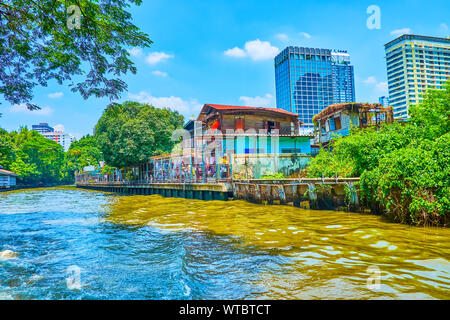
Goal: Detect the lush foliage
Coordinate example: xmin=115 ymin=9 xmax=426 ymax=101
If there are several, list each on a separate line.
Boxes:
xmin=0 ymin=101 xmax=184 ymax=184
xmin=360 ymin=134 xmax=449 ymax=225
xmin=64 ymin=134 xmax=103 ymax=181
xmin=307 ymin=81 xmax=450 ymax=226
xmin=0 ymin=0 xmax=151 ymax=110
xmin=0 ymin=127 xmax=66 ymax=185
xmin=95 ymin=101 xmax=184 ymax=168
xmin=307 ymin=123 xmax=418 ymax=178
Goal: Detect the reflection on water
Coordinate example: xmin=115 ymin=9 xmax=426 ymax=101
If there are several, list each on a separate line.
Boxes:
xmin=0 ymin=187 xmax=449 ymax=299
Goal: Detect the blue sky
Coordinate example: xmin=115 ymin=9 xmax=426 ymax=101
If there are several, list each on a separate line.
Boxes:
xmin=0 ymin=0 xmax=449 ymax=139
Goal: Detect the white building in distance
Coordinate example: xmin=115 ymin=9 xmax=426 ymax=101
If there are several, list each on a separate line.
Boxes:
xmin=42 ymin=131 xmax=76 ymax=152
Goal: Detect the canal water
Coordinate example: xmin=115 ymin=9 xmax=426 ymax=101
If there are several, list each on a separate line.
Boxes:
xmin=0 ymin=187 xmax=449 ymax=300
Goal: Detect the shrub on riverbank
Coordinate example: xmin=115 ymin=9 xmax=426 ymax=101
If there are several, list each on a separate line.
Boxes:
xmin=360 ymin=134 xmax=449 ymax=226
xmin=307 ymin=81 xmax=450 ymax=226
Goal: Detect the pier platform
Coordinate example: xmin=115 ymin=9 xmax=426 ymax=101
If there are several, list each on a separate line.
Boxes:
xmin=77 ymin=182 xmax=232 ymax=201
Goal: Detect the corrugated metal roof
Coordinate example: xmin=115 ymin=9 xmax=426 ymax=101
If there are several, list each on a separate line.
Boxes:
xmin=0 ymin=169 xmax=18 ymax=177
xmin=312 ymin=103 xmax=390 ymax=122
xmin=203 ymin=104 xmax=299 ymax=117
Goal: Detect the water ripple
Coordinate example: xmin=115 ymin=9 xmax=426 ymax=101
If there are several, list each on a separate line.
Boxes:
xmin=0 ymin=187 xmax=449 ymax=299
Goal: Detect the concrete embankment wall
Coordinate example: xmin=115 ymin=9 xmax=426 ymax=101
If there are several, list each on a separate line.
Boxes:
xmin=232 ymin=179 xmax=361 ymax=211
xmin=77 ymin=178 xmax=363 ymax=212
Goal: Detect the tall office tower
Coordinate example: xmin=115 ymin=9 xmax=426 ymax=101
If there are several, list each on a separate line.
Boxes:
xmin=379 ymin=96 xmax=390 ymax=107
xmin=275 ymin=46 xmax=355 ymax=131
xmin=32 ymin=123 xmax=54 ymax=134
xmin=385 ymin=34 xmax=450 ymax=119
xmin=331 ymin=50 xmax=355 ymax=103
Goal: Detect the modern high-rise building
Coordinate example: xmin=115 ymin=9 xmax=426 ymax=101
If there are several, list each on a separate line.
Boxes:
xmin=274 ymin=46 xmax=355 ymax=131
xmin=43 ymin=131 xmax=75 ymax=152
xmin=379 ymin=96 xmax=390 ymax=107
xmin=32 ymin=123 xmax=54 ymax=134
xmin=32 ymin=122 xmax=75 ymax=151
xmin=332 ymin=50 xmax=356 ymax=103
xmin=385 ymin=34 xmax=450 ymax=119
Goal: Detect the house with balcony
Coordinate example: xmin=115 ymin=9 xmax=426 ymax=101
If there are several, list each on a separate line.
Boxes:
xmin=171 ymin=104 xmax=314 ymax=180
xmin=186 ymin=103 xmax=313 ymax=155
xmin=312 ymin=102 xmax=394 ymax=148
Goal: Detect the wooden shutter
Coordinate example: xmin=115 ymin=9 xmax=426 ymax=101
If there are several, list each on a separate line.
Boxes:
xmin=335 ymin=116 xmax=342 ymax=130
xmin=235 ymin=117 xmax=244 ymax=130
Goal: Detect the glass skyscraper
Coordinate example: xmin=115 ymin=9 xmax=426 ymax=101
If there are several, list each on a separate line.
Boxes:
xmin=385 ymin=34 xmax=450 ymax=119
xmin=275 ymin=46 xmax=355 ymax=130
xmin=379 ymin=96 xmax=390 ymax=107
xmin=331 ymin=51 xmax=355 ymax=103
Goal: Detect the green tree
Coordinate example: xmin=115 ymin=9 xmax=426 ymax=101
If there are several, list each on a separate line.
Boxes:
xmin=1 ymin=128 xmax=65 ymax=185
xmin=0 ymin=0 xmax=151 ymax=110
xmin=64 ymin=134 xmax=102 ymax=182
xmin=0 ymin=128 xmax=15 ymax=165
xmin=409 ymin=81 xmax=450 ymax=140
xmin=95 ymin=101 xmax=184 ymax=168
xmin=361 ymin=134 xmax=450 ymax=226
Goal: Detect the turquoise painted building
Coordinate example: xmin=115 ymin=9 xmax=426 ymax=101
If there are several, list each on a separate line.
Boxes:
xmin=231 ymin=135 xmax=311 ymax=155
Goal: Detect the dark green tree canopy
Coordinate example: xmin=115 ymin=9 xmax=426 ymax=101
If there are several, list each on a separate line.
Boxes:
xmin=0 ymin=127 xmax=65 ymax=185
xmin=95 ymin=101 xmax=184 ymax=168
xmin=0 ymin=0 xmax=151 ymax=110
xmin=65 ymin=134 xmax=102 ymax=171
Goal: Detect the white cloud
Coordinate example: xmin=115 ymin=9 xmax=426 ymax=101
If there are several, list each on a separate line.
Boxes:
xmin=224 ymin=47 xmax=247 ymax=58
xmin=439 ymin=23 xmax=449 ymax=36
xmin=127 ymin=47 xmax=143 ymax=57
xmin=390 ymin=28 xmax=411 ymax=37
xmin=275 ymin=33 xmax=289 ymax=41
xmin=127 ymin=91 xmax=202 ymax=115
xmin=145 ymin=52 xmax=174 ymax=65
xmin=245 ymin=40 xmax=280 ymax=61
xmin=48 ymin=92 xmax=63 ymax=99
xmin=299 ymin=32 xmax=312 ymax=39
xmin=375 ymin=81 xmax=388 ymax=93
xmin=363 ymin=76 xmax=377 ymax=85
xmin=53 ymin=124 xmax=65 ymax=132
xmin=239 ymin=94 xmax=274 ymax=108
xmin=224 ymin=39 xmax=279 ymax=61
xmin=152 ymin=70 xmax=168 ymax=77
xmin=9 ymin=104 xmax=53 ymax=115
xmin=362 ymin=76 xmax=388 ymax=96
